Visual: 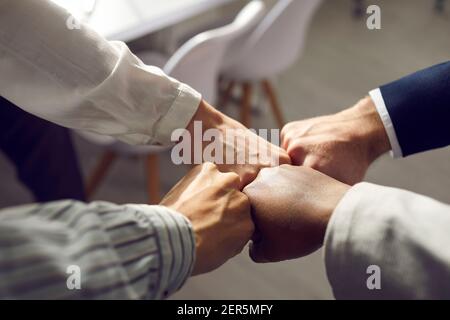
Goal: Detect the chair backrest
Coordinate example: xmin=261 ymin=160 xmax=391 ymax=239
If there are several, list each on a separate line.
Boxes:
xmin=225 ymin=0 xmax=322 ymax=81
xmin=163 ymin=0 xmax=266 ymax=104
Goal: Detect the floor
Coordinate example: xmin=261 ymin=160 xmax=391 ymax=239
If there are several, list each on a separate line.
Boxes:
xmin=0 ymin=0 xmax=449 ymax=299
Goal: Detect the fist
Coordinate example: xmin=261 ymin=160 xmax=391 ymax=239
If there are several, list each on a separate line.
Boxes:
xmin=281 ymin=98 xmax=390 ymax=185
xmin=243 ymin=165 xmax=350 ymax=263
xmin=186 ymin=100 xmax=291 ymax=188
xmin=161 ymin=162 xmax=253 ymax=275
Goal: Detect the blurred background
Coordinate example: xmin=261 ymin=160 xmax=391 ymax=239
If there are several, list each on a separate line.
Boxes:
xmin=0 ymin=0 xmax=449 ymax=299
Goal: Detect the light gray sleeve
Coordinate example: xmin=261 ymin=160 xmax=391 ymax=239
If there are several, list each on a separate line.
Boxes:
xmin=0 ymin=200 xmax=195 ymax=299
xmin=325 ymin=182 xmax=450 ymax=299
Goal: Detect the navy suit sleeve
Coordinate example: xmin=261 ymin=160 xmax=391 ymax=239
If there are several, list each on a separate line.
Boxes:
xmin=379 ymin=61 xmax=450 ymax=157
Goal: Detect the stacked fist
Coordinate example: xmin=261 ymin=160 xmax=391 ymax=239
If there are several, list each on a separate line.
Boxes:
xmin=162 ymin=97 xmax=390 ymax=274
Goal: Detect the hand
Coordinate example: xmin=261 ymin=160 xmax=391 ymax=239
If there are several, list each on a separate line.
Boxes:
xmin=187 ymin=101 xmax=291 ymax=188
xmin=243 ymin=165 xmax=350 ymax=263
xmin=160 ymin=162 xmax=253 ymax=275
xmin=281 ymin=97 xmax=391 ymax=185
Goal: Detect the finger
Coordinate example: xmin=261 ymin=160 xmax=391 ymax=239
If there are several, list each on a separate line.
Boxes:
xmin=201 ymin=161 xmax=218 ymax=173
xmin=287 ymin=141 xmax=308 ymax=166
xmin=231 ymin=189 xmax=251 ymax=214
xmin=268 ymin=146 xmax=291 ymax=167
xmin=249 ymin=241 xmax=270 ymax=263
xmin=280 ymin=131 xmax=292 ymax=150
xmin=280 ymin=123 xmax=293 ymax=149
xmin=239 ymin=167 xmax=259 ymax=189
xmin=221 ymin=171 xmax=242 ymax=190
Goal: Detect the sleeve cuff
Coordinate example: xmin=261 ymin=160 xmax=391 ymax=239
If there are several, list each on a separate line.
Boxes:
xmin=369 ymin=88 xmax=403 ymax=158
xmin=136 ymin=205 xmax=196 ymax=299
xmin=151 ymin=82 xmax=202 ymax=146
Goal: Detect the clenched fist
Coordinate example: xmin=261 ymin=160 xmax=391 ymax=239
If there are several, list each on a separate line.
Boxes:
xmin=281 ymin=97 xmax=391 ymax=185
xmin=161 ymin=162 xmax=253 ymax=275
xmin=243 ymin=165 xmax=350 ymax=263
xmin=187 ymin=101 xmax=291 ymax=188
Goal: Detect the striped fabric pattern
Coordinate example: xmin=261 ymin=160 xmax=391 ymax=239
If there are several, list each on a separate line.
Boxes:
xmin=0 ymin=200 xmax=195 ymax=299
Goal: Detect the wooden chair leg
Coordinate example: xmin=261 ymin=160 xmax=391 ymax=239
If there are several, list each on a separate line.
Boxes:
xmin=146 ymin=154 xmax=161 ymax=204
xmin=240 ymin=83 xmax=253 ymax=128
xmin=261 ymin=79 xmax=285 ymax=128
xmin=218 ymin=81 xmax=235 ymax=109
xmin=85 ymin=150 xmax=117 ymax=199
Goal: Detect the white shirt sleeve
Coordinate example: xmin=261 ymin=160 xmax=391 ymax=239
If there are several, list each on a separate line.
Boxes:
xmin=324 ymin=182 xmax=450 ymax=299
xmin=369 ymin=88 xmax=403 ymax=158
xmin=0 ymin=0 xmax=201 ymax=146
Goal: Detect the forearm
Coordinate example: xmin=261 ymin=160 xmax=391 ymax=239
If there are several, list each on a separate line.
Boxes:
xmin=343 ymin=96 xmax=391 ymax=162
xmin=325 ymin=183 xmax=450 ymax=299
xmin=0 ymin=0 xmax=201 ymax=146
xmin=0 ymin=200 xmax=195 ymax=299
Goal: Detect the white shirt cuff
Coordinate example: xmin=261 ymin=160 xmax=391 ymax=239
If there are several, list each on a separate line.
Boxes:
xmin=369 ymin=88 xmax=403 ymax=158
xmin=152 ymin=82 xmax=202 ymax=146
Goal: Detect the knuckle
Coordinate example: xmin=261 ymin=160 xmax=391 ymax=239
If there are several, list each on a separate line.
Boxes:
xmin=303 ymin=157 xmax=323 ymax=171
xmin=280 ymin=132 xmax=291 ymax=146
xmin=242 ymin=183 xmax=251 ymax=192
xmin=233 ymin=189 xmax=250 ymax=207
xmin=242 ymin=183 xmax=256 ymax=197
xmin=241 ymin=169 xmax=258 ymax=185
xmin=287 ymin=143 xmax=307 ymax=163
xmin=279 ymin=152 xmax=291 ymax=164
xmin=281 ymin=122 xmax=294 ymax=137
xmin=203 ymin=162 xmax=218 ymax=171
xmin=223 ymin=171 xmax=241 ymax=187
xmin=245 ymin=220 xmax=255 ymax=237
xmin=250 ymin=243 xmax=271 ymax=263
xmin=290 ymin=140 xmax=307 ymax=152
xmin=258 ymin=166 xmax=275 ymax=178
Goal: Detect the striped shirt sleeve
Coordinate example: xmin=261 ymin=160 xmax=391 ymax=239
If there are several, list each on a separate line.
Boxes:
xmin=0 ymin=200 xmax=196 ymax=299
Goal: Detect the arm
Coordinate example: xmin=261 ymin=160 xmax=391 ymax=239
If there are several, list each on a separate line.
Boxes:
xmin=325 ymin=182 xmax=450 ymax=299
xmin=0 ymin=200 xmax=195 ymax=299
xmin=243 ymin=166 xmax=450 ymax=299
xmin=371 ymin=61 xmax=450 ymax=157
xmin=0 ymin=163 xmax=253 ymax=299
xmin=0 ymin=0 xmax=290 ymax=185
xmin=0 ymin=0 xmax=201 ymax=146
xmin=281 ymin=62 xmax=450 ymax=185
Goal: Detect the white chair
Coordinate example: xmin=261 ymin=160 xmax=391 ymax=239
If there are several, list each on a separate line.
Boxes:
xmin=80 ymin=0 xmax=266 ymax=203
xmin=220 ymin=0 xmax=323 ymax=129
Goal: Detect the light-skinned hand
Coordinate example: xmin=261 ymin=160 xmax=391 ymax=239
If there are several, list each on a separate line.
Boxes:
xmin=186 ymin=100 xmax=291 ymax=188
xmin=160 ymin=162 xmax=253 ymax=275
xmin=281 ymin=97 xmax=391 ymax=185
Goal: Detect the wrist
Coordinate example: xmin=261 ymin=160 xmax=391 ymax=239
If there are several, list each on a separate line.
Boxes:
xmin=350 ymin=96 xmax=391 ymax=163
xmin=186 ymin=100 xmax=225 ymax=134
xmin=318 ymin=182 xmax=351 ymax=244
